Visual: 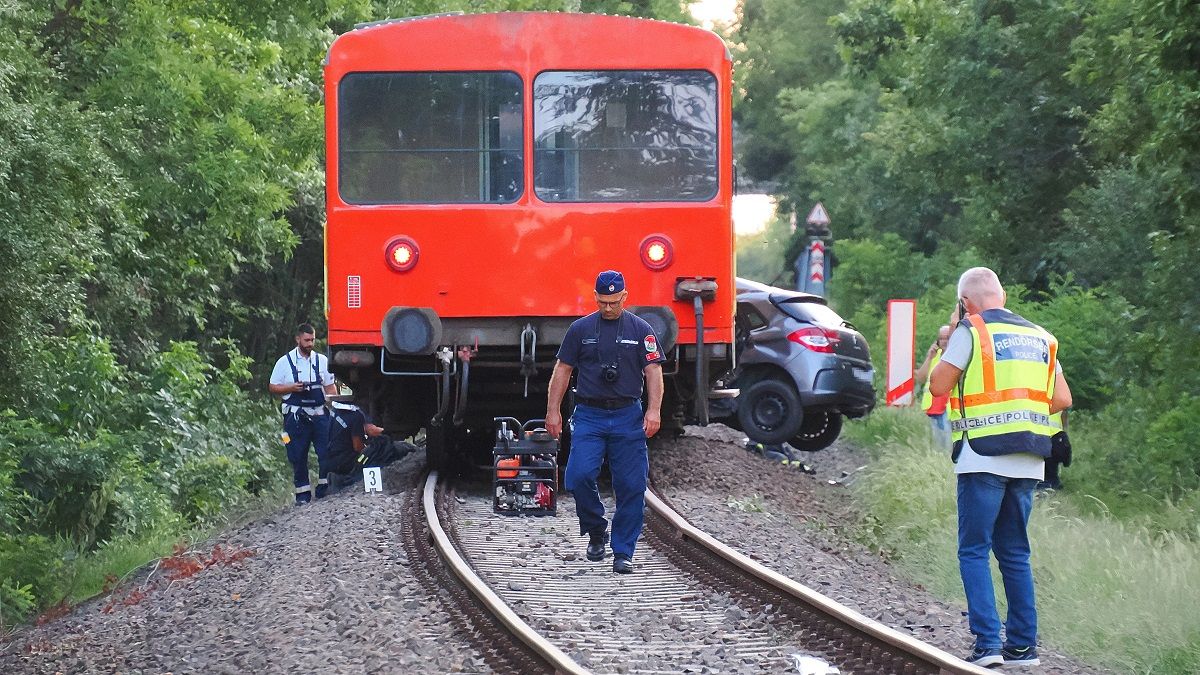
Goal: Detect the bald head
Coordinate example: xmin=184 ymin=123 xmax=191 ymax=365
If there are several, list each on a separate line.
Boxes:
xmin=957 ymin=267 xmax=1006 ymax=313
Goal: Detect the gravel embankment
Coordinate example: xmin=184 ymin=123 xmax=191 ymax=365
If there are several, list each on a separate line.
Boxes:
xmin=652 ymin=424 xmax=1099 ymax=675
xmin=0 ymin=451 xmax=491 ymax=675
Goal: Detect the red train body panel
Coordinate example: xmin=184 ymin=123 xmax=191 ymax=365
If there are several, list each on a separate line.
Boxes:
xmin=322 ymin=13 xmax=736 ymax=458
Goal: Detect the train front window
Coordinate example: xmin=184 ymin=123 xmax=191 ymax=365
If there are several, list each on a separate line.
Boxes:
xmin=338 ymin=72 xmax=523 ymax=204
xmin=533 ymin=70 xmax=717 ymax=202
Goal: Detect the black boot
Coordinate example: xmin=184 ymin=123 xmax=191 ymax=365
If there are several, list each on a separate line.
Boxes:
xmin=586 ymin=528 xmax=609 ymax=562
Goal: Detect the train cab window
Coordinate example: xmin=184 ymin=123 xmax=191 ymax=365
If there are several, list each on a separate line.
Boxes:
xmin=533 ymin=70 xmax=717 ymax=202
xmin=338 ymin=72 xmax=523 ymax=204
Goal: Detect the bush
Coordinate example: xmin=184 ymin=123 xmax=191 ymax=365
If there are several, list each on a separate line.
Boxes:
xmin=0 ymin=336 xmax=288 ymax=625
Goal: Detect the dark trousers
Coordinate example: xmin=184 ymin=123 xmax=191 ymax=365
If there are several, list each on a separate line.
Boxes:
xmin=563 ymin=403 xmax=648 ymax=559
xmin=283 ymin=413 xmax=330 ymax=503
xmin=320 ymin=435 xmax=396 ymax=477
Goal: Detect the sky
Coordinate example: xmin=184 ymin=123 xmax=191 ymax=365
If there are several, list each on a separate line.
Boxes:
xmin=688 ymin=0 xmax=738 ymax=29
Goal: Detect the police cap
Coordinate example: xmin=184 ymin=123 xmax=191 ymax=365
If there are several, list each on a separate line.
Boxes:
xmin=595 ymin=270 xmax=625 ymax=295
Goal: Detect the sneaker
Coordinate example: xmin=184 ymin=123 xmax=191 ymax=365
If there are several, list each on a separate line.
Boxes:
xmin=586 ymin=529 xmax=609 ymax=562
xmin=965 ymin=646 xmax=1003 ymax=667
xmin=1001 ymin=645 xmax=1040 ymax=666
xmin=612 ymin=555 xmax=633 ymax=574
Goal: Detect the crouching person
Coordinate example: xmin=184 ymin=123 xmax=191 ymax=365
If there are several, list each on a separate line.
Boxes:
xmin=320 ymin=394 xmax=414 ymax=494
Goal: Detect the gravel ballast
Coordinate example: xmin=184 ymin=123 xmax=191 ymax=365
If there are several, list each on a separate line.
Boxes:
xmin=0 ymin=451 xmax=491 ymax=675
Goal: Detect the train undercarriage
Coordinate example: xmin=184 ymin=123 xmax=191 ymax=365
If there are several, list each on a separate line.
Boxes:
xmin=330 ymin=315 xmax=734 ymax=472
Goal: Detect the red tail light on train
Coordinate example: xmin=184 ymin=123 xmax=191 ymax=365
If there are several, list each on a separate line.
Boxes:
xmin=384 ymin=236 xmax=419 ymax=273
xmin=639 ymin=235 xmax=674 ymax=271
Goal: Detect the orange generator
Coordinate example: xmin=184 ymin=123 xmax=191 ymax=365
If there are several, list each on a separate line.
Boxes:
xmin=323 ymin=13 xmax=736 ymax=468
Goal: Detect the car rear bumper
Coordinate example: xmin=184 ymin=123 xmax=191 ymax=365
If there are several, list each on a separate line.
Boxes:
xmin=801 ymin=362 xmax=876 ymax=416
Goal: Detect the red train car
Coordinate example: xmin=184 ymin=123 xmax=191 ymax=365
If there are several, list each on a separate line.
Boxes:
xmin=323 ymin=12 xmax=735 ymax=466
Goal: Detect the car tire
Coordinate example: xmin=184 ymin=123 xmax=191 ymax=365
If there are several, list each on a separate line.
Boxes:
xmin=789 ymin=410 xmax=843 ymax=451
xmin=736 ymin=378 xmax=804 ymax=445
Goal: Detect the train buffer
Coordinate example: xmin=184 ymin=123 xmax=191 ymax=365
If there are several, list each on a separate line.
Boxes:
xmin=492 ymin=417 xmax=558 ymax=516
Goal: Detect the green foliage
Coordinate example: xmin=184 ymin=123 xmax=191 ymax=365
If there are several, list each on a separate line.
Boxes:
xmin=0 ymin=334 xmax=289 ymax=627
xmin=735 ymin=0 xmax=1199 ymax=524
xmin=1 ymin=0 xmax=690 ymax=630
xmin=736 ymin=0 xmax=848 ymax=180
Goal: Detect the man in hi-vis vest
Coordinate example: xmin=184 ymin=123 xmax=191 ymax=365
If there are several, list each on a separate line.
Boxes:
xmin=914 ymin=324 xmax=952 ymax=448
xmin=929 ymin=267 xmax=1072 ymax=668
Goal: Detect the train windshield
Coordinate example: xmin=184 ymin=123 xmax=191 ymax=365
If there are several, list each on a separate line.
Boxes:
xmin=338 ymin=72 xmax=523 ymax=204
xmin=533 ymin=70 xmax=718 ymax=202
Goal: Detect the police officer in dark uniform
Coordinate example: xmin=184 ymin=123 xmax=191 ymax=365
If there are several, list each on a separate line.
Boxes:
xmin=268 ymin=323 xmax=337 ymax=503
xmin=546 ymin=270 xmax=665 ymax=574
xmin=322 ymin=393 xmax=414 ymax=492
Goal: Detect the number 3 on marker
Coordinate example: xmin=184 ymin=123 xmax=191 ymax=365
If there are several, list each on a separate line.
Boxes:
xmin=364 ymin=467 xmax=382 ymax=493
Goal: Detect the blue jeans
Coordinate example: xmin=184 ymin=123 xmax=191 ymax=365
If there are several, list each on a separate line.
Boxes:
xmin=564 ymin=403 xmax=648 ymax=559
xmin=284 ymin=413 xmax=331 ymax=502
xmin=957 ymin=472 xmax=1038 ymax=649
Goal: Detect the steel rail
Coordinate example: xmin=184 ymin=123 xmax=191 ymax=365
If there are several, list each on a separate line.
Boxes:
xmin=422 ymin=471 xmax=588 ymax=675
xmin=644 ymin=489 xmax=994 ymax=675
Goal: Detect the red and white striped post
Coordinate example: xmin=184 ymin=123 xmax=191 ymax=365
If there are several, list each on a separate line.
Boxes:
xmin=886 ymin=299 xmax=916 ymax=406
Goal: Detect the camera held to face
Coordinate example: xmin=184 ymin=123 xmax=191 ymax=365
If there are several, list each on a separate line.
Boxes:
xmin=602 ymin=363 xmax=619 ymax=383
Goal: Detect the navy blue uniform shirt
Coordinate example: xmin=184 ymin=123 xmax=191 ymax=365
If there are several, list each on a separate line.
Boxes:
xmin=327 ymin=403 xmax=368 ymax=465
xmin=557 ymin=311 xmax=665 ymax=400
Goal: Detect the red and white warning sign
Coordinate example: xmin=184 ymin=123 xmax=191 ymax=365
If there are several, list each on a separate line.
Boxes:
xmin=809 ymin=240 xmax=825 ymax=282
xmin=886 ymin=299 xmax=916 ymax=406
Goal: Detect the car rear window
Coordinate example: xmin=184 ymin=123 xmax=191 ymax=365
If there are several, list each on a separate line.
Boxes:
xmin=775 ymin=298 xmax=847 ymax=327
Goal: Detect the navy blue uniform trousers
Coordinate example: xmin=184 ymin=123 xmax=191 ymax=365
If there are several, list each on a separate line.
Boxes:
xmin=564 ymin=403 xmax=648 ymax=559
xmin=283 ymin=412 xmax=330 ymax=502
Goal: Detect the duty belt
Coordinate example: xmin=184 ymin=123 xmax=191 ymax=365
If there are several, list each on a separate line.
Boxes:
xmin=575 ymin=396 xmax=638 ymax=410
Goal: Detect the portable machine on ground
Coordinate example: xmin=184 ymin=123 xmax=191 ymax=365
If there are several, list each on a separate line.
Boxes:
xmin=491 ymin=418 xmax=558 ymax=516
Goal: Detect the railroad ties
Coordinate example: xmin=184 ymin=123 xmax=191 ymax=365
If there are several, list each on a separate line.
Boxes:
xmin=410 ymin=472 xmax=992 ymax=674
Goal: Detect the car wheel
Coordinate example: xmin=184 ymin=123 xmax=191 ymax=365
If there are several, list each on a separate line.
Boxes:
xmin=736 ymin=378 xmax=804 ymax=445
xmin=789 ymin=410 xmax=843 ymax=451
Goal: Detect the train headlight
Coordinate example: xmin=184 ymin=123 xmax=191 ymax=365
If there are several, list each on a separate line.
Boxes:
xmin=639 ymin=235 xmax=673 ymax=270
xmin=384 ymin=236 xmax=419 ymax=272
xmin=382 ymin=307 xmax=442 ymax=355
xmin=629 ymin=305 xmax=678 ymax=353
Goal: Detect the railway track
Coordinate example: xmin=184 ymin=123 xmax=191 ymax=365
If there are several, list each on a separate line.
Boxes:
xmin=404 ymin=470 xmax=992 ymax=674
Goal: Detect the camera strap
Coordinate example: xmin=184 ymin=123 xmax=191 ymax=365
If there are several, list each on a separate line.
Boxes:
xmin=593 ymin=312 xmax=627 ymax=367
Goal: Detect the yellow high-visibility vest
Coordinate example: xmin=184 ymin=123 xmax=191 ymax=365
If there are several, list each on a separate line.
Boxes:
xmin=920 ymin=349 xmax=942 ymax=412
xmin=948 ymin=309 xmax=1058 ymax=458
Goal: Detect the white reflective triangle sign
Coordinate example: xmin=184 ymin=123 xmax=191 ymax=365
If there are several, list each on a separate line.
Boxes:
xmin=806 ymin=202 xmax=831 ymax=226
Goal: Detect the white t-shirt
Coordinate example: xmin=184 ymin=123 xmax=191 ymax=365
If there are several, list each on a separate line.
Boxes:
xmin=270 ymin=347 xmax=335 ymax=415
xmin=941 ymin=320 xmax=1060 ymax=480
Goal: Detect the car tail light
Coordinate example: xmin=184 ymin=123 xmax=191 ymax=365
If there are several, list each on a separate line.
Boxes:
xmin=384 ymin=236 xmax=419 ymax=272
xmin=639 ymin=235 xmax=673 ymax=270
xmin=788 ymin=326 xmax=841 ymax=353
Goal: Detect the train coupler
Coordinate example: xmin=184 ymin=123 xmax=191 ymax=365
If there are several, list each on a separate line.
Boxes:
xmin=492 ymin=417 xmax=558 ymax=516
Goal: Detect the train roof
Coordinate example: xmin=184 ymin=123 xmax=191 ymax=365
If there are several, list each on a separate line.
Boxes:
xmin=324 ymin=12 xmax=731 ymax=71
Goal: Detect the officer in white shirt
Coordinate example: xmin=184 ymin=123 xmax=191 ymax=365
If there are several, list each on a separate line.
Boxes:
xmin=269 ymin=323 xmax=337 ymax=503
